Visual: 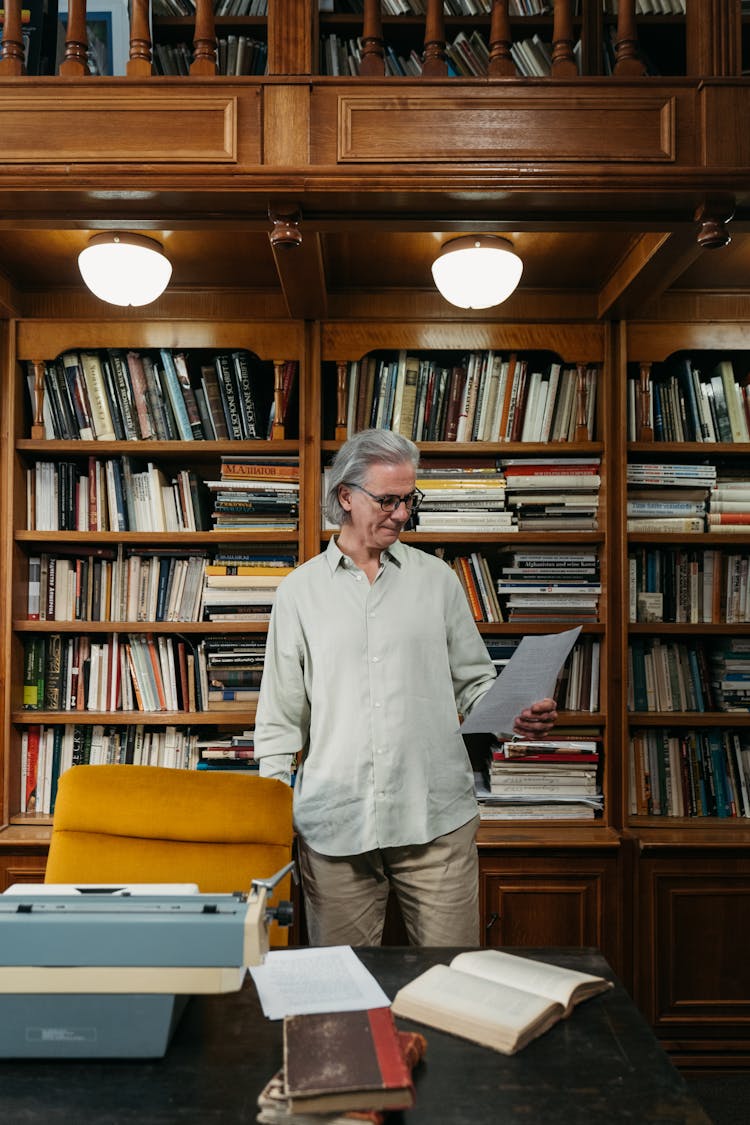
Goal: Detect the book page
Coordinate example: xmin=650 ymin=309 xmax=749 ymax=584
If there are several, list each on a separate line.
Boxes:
xmin=249 ymin=946 xmax=390 ymax=1020
xmin=449 ymin=949 xmax=612 ymax=1015
xmin=391 ymin=963 xmax=559 ymax=1054
xmin=461 ymin=626 xmax=581 ymax=735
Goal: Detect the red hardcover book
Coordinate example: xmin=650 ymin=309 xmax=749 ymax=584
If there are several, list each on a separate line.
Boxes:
xmin=283 ymin=1008 xmax=415 ymax=1115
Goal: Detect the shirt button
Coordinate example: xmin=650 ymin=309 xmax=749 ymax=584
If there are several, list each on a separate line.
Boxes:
xmin=356 ymin=575 xmax=363 ymax=582
xmin=374 ymin=702 xmax=382 ymax=709
xmin=377 ymin=748 xmax=384 ymax=755
xmin=372 ymin=656 xmax=379 ymax=663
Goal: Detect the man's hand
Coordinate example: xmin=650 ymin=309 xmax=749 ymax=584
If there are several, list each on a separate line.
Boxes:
xmin=512 ymin=698 xmax=558 ymax=739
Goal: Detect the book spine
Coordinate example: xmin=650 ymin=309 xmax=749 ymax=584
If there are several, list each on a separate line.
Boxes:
xmin=159 ymin=349 xmax=195 ymax=441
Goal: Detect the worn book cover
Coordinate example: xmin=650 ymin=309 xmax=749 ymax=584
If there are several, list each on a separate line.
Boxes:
xmin=283 ymin=1008 xmax=415 ymax=1114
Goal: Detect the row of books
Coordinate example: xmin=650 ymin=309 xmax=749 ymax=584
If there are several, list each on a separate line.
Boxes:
xmin=416 ymin=466 xmax=512 ymax=534
xmin=21 ymin=632 xmax=267 ymax=714
xmin=476 ymin=734 xmax=603 ymax=820
xmin=28 ymin=348 xmax=294 ymax=443
xmin=153 ymin=37 xmax=269 ymax=76
xmin=20 ymin=724 xmax=219 ymax=815
xmin=627 ymin=356 xmax=750 ymax=443
xmin=629 ymin=728 xmax=750 ymax=820
xmin=502 ymin=457 xmax=600 ymax=532
xmin=628 ymin=547 xmax=750 ymax=624
xmin=628 ymin=637 xmax=750 ymax=714
xmin=152 ymin=0 xmax=268 ymax=13
xmin=27 ymin=459 xmax=208 ymax=533
xmin=341 ymin=350 xmax=598 ymax=444
xmin=26 ymin=550 xmax=295 ymax=624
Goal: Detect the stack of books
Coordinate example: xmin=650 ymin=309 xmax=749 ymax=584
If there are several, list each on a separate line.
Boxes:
xmin=196 ymin=730 xmax=257 ymax=773
xmin=707 ymin=471 xmax=750 ymax=533
xmin=495 ymin=547 xmax=600 ymax=624
xmin=500 ymin=458 xmax=601 ymax=531
xmin=415 ymin=466 xmax=514 ymax=534
xmin=626 ymin=462 xmax=716 ymax=531
xmin=478 ymin=735 xmax=603 ymax=820
xmin=201 ymin=553 xmax=294 ymax=623
xmin=709 ymin=638 xmax=750 ymax=713
xmin=197 ymin=637 xmax=267 ymax=712
xmin=206 ymin=456 xmax=300 ymax=531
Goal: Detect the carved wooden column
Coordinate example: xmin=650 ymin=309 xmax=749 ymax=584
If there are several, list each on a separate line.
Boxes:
xmin=637 ymin=362 xmax=654 ymax=442
xmin=551 ymin=0 xmax=577 ymax=77
xmin=271 ymin=360 xmax=288 ymax=440
xmin=191 ymin=0 xmax=218 ymax=74
xmin=488 ymin=0 xmax=516 ymax=77
xmin=0 ymin=0 xmax=24 ymax=75
xmin=335 ymin=362 xmax=349 ymax=442
xmin=127 ymin=0 xmax=153 ymax=76
xmin=613 ymin=0 xmax=646 ymax=76
xmin=359 ymin=0 xmax=385 ymax=77
xmin=574 ymin=362 xmax=589 ymax=442
xmin=686 ymin=0 xmax=741 ymax=77
xmin=422 ymin=0 xmax=448 ymax=77
xmin=695 ymin=196 xmax=734 ymax=250
xmin=59 ymin=0 xmax=89 ymax=76
xmin=29 ymin=361 xmax=46 ymax=440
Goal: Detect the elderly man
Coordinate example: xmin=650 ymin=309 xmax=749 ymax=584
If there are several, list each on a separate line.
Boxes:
xmin=254 ymin=428 xmax=557 ymax=946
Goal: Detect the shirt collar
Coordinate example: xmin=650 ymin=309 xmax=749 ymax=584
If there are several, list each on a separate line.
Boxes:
xmin=325 ymin=536 xmax=404 ymax=574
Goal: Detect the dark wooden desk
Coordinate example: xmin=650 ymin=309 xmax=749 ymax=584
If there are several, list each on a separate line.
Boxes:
xmin=1 ymin=947 xmax=710 ymax=1124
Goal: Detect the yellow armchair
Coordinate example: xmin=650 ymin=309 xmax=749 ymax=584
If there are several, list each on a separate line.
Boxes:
xmin=45 ymin=765 xmax=294 ymax=945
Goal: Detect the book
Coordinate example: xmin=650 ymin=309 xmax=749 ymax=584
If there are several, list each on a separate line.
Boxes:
xmin=391 ymin=949 xmax=613 ymax=1055
xmin=282 ymin=1008 xmax=415 ymax=1114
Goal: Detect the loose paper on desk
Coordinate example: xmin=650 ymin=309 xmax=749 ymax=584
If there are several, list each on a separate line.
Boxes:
xmin=461 ymin=626 xmax=582 ymax=736
xmin=248 ymin=945 xmax=391 ymax=1020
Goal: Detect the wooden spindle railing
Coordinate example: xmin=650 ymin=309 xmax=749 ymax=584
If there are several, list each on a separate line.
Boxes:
xmin=638 ymin=362 xmax=654 ymax=442
xmin=127 ymin=0 xmax=153 ymax=76
xmin=488 ymin=0 xmax=516 ymax=77
xmin=59 ymin=0 xmax=89 ymax=76
xmin=422 ymin=0 xmax=448 ymax=77
xmin=359 ymin=0 xmax=385 ymax=76
xmin=613 ymin=0 xmax=646 ymax=76
xmin=191 ymin=0 xmax=218 ymax=75
xmin=551 ymin=0 xmax=577 ymax=77
xmin=30 ymin=361 xmax=46 ymax=440
xmin=574 ymin=362 xmax=589 ymax=441
xmin=0 ymin=0 xmax=24 ymax=75
xmin=335 ymin=362 xmax=349 ymax=441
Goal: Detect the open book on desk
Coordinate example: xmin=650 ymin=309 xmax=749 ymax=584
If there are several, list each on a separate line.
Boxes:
xmin=391 ymin=949 xmax=613 ymax=1055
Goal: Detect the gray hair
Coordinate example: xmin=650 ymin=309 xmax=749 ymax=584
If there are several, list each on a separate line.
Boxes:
xmin=325 ymin=429 xmax=420 ymax=525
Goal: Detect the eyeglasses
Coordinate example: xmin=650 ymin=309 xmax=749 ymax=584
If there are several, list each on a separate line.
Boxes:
xmin=344 ymin=483 xmax=425 ymax=514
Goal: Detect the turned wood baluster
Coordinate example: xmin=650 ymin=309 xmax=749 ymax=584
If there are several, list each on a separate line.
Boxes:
xmin=613 ymin=0 xmax=646 ymax=76
xmin=575 ymin=362 xmax=589 ymax=441
xmin=488 ymin=0 xmax=516 ymax=77
xmin=0 ymin=0 xmax=24 ymax=75
xmin=551 ymin=0 xmax=577 ymax=77
xmin=638 ymin=362 xmax=654 ymax=442
xmin=30 ymin=361 xmax=47 ymax=440
xmin=359 ymin=0 xmax=386 ymax=76
xmin=422 ymin=0 xmax=448 ymax=77
xmin=59 ymin=0 xmax=89 ymax=76
xmin=191 ymin=0 xmax=218 ymax=75
xmin=127 ymin=0 xmax=153 ymax=76
xmin=272 ymin=360 xmax=287 ymax=440
xmin=335 ymin=362 xmax=349 ymax=442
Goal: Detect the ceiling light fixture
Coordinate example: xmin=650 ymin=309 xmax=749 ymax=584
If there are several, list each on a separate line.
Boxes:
xmin=78 ymin=232 xmax=173 ymax=306
xmin=431 ymin=235 xmax=523 ymax=309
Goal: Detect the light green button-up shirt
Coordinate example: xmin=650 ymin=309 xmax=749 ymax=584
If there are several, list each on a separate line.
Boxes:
xmin=254 ymin=537 xmax=496 ymax=855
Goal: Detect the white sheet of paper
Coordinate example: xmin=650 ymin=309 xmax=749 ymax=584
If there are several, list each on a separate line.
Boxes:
xmin=248 ymin=945 xmax=391 ymax=1020
xmin=461 ymin=625 xmax=582 ymax=735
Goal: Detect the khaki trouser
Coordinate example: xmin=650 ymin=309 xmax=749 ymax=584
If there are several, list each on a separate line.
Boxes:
xmin=298 ymin=813 xmax=481 ymax=947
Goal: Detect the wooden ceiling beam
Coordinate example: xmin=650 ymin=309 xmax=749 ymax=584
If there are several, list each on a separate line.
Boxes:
xmin=597 ymin=230 xmax=706 ymax=319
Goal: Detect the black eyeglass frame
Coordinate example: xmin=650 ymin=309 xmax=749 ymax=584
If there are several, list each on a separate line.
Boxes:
xmin=342 ymin=483 xmax=425 ymax=513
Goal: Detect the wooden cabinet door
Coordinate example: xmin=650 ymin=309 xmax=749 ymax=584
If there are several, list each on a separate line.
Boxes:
xmin=636 ymin=852 xmax=750 ymax=1048
xmin=0 ymin=849 xmax=48 ymax=890
xmin=479 ymin=852 xmax=621 ymax=972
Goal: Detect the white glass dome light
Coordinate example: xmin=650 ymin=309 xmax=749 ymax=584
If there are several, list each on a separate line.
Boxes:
xmin=78 ymin=232 xmax=173 ymax=307
xmin=431 ymin=235 xmax=523 ymax=310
